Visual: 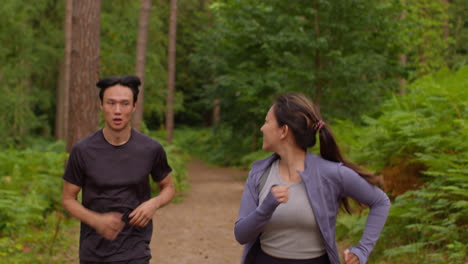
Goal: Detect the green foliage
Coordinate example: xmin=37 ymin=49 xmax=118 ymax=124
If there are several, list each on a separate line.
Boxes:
xmin=100 ymin=0 xmax=213 ymax=129
xmin=334 ymin=67 xmax=468 ymax=263
xmin=0 ymin=0 xmax=64 ymax=146
xmin=165 ymin=0 xmax=216 ymax=126
xmin=190 ymin=0 xmax=403 ymax=160
xmin=0 ymin=216 xmax=79 ymax=264
xmin=335 ymin=209 xmax=368 ymax=243
xmin=0 ymin=146 xmax=68 ymax=234
xmin=448 ymin=0 xmax=468 ymax=69
xmin=144 ymin=128 xmax=190 ymax=195
xmin=0 ymin=144 xmax=74 ymax=262
xmin=101 ymin=0 xmax=172 ymax=128
xmin=353 ymin=67 xmax=467 ymax=171
xmin=172 ymin=126 xmax=268 ymax=168
xmin=395 ymin=0 xmax=451 ymax=77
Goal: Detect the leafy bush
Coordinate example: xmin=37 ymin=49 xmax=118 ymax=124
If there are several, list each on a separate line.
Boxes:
xmin=334 ymin=67 xmax=467 ymax=263
xmin=0 ymin=143 xmax=77 ymax=262
xmin=0 ymin=146 xmax=68 ymax=234
xmin=172 ymin=126 xmax=267 ymax=169
xmin=0 ymin=0 xmax=65 ymax=146
xmin=146 ymin=128 xmax=190 ymax=194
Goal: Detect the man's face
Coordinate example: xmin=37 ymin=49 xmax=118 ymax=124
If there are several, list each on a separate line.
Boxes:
xmin=100 ymin=84 xmax=136 ymax=132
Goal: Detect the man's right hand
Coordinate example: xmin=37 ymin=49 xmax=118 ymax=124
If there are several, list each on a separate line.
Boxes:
xmin=93 ymin=212 xmax=125 ymax=240
xmin=62 ymin=182 xmax=125 ymax=240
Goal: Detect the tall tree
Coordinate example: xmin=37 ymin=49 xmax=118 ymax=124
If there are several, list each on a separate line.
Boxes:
xmin=56 ymin=0 xmax=73 ymax=141
xmin=400 ymin=0 xmax=449 ymax=77
xmin=0 ymin=0 xmax=64 ymax=146
xmin=165 ymin=0 xmax=178 ymax=143
xmin=313 ymin=0 xmax=323 ymax=106
xmin=398 ymin=0 xmax=407 ymax=96
xmin=66 ymin=0 xmax=101 ymax=152
xmin=132 ymin=0 xmax=152 ymax=131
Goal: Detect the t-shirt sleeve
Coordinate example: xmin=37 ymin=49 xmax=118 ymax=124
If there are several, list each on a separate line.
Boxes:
xmin=62 ymin=145 xmax=85 ymax=187
xmin=151 ymin=144 xmax=172 ymax=182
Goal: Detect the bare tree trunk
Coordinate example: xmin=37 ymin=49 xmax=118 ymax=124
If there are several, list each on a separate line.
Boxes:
xmin=55 ymin=62 xmax=66 ymax=140
xmin=66 ymin=0 xmax=101 ymax=152
xmin=442 ymin=0 xmax=450 ymax=66
xmin=398 ymin=2 xmax=407 ymax=96
xmin=165 ymin=0 xmax=178 ymax=143
xmin=132 ymin=0 xmax=152 ymax=131
xmin=314 ymin=0 xmax=322 ymax=106
xmin=442 ymin=0 xmax=450 ymax=41
xmin=398 ymin=54 xmax=407 ymax=95
xmin=212 ymin=98 xmax=220 ymax=124
xmin=55 ymin=0 xmax=73 ymax=141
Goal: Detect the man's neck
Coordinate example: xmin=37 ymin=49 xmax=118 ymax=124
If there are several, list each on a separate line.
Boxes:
xmin=102 ymin=126 xmax=132 ymax=146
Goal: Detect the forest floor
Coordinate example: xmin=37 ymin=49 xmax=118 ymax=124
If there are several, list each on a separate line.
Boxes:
xmin=150 ymin=158 xmax=246 ymax=264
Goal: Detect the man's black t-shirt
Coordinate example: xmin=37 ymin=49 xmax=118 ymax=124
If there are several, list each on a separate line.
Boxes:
xmin=63 ymin=129 xmax=172 ymax=262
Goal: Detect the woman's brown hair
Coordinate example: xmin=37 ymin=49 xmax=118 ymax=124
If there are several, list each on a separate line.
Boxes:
xmin=274 ymin=93 xmax=380 ymax=213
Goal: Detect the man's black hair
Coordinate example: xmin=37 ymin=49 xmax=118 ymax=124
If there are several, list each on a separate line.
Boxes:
xmin=96 ymin=75 xmax=141 ymax=103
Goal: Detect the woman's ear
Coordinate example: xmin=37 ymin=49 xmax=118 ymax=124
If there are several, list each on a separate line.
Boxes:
xmin=280 ymin=125 xmax=289 ymax=139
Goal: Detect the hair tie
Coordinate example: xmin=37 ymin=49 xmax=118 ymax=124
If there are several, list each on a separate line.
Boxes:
xmin=314 ymin=120 xmax=325 ymax=131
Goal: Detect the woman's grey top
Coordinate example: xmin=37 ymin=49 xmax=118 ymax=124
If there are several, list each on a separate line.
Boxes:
xmin=259 ymin=160 xmax=326 ymax=259
xmin=235 ymin=153 xmax=391 ymax=264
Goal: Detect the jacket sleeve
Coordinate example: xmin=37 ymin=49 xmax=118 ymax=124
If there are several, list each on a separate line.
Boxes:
xmin=234 ymin=172 xmax=280 ymax=245
xmin=338 ymin=165 xmax=391 ymax=264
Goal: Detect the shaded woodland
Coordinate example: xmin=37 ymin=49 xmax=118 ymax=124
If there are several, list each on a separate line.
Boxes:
xmin=0 ymin=0 xmax=466 ymax=263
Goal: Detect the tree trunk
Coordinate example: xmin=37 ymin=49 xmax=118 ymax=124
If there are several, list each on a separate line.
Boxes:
xmin=66 ymin=0 xmax=101 ymax=152
xmin=55 ymin=62 xmax=66 ymax=140
xmin=212 ymin=98 xmax=220 ymax=124
xmin=442 ymin=0 xmax=449 ymax=41
xmin=132 ymin=0 xmax=152 ymax=131
xmin=442 ymin=0 xmax=450 ymax=66
xmin=165 ymin=0 xmax=178 ymax=143
xmin=398 ymin=54 xmax=407 ymax=96
xmin=398 ymin=2 xmax=407 ymax=96
xmin=314 ymin=0 xmax=322 ymax=106
xmin=55 ymin=0 xmax=73 ymax=141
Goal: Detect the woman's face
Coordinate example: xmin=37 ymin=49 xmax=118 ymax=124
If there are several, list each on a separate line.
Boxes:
xmin=260 ymin=106 xmax=283 ymax=152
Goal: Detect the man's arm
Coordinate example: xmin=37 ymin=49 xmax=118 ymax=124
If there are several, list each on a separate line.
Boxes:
xmin=62 ymin=180 xmax=125 ymax=240
xmin=129 ymin=173 xmax=175 ymax=227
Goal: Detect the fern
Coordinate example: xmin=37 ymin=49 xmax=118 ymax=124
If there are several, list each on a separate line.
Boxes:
xmin=335 ymin=67 xmax=468 ymax=263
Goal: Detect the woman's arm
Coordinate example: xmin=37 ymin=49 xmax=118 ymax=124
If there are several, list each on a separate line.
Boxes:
xmin=338 ymin=165 xmax=391 ymax=264
xmin=234 ymin=175 xmax=280 ymax=244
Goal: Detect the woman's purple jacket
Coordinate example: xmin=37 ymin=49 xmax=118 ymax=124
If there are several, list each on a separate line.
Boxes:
xmin=234 ymin=153 xmax=390 ymax=264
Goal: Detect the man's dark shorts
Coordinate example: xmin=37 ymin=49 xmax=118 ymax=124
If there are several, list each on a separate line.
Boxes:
xmin=80 ymin=256 xmax=150 ymax=264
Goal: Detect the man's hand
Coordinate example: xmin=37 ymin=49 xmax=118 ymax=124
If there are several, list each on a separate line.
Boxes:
xmin=93 ymin=212 xmax=125 ymax=240
xmin=271 ymin=185 xmax=290 ymax=203
xmin=344 ymin=249 xmax=360 ymax=264
xmin=128 ymin=174 xmax=175 ymax=228
xmin=128 ymin=199 xmax=158 ymax=227
xmin=63 ymin=181 xmax=124 ymax=240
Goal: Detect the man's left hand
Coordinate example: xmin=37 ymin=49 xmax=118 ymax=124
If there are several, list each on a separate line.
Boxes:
xmin=128 ymin=199 xmax=158 ymax=227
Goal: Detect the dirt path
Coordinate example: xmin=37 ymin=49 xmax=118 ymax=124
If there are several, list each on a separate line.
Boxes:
xmin=150 ymin=158 xmax=247 ymax=264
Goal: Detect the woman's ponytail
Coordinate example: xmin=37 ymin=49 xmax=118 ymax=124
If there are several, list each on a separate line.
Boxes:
xmin=274 ymin=93 xmax=382 ymax=213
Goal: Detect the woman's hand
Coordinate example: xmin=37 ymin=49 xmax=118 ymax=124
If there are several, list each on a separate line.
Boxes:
xmin=271 ymin=185 xmax=289 ymax=203
xmin=344 ymin=249 xmax=360 ymax=264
